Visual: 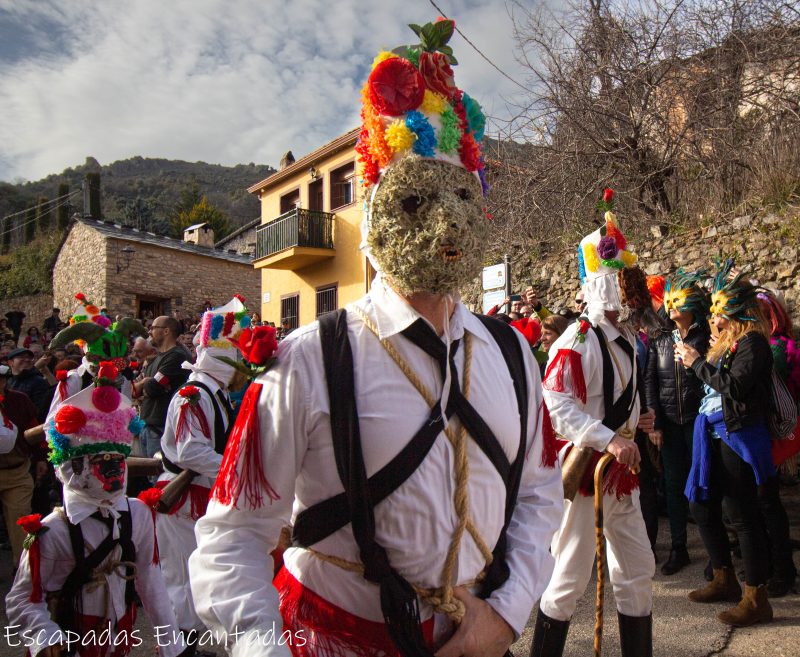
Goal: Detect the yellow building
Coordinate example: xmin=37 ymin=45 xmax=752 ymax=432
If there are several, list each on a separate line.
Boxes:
xmin=250 ymin=128 xmax=375 ymax=328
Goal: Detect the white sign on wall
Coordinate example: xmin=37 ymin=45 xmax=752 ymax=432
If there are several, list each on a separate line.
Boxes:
xmin=263 ymin=292 xmax=270 ymax=304
xmin=482 ymin=264 xmax=505 ymax=291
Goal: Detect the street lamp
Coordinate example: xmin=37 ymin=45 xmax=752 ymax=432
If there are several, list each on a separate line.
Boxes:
xmin=116 ymin=245 xmax=136 ymax=274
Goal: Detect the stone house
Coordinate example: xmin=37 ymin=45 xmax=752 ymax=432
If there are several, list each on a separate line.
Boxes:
xmin=215 ymin=217 xmax=260 ymax=257
xmin=52 ymin=217 xmax=261 ymax=321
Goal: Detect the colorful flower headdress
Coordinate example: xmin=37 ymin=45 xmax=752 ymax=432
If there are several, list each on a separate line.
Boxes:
xmin=356 ymin=18 xmax=488 ymax=194
xmin=198 ymin=294 xmax=251 ymax=350
xmin=577 ymin=189 xmax=638 ymax=285
xmin=46 ymin=362 xmax=140 ymax=465
xmin=710 ymin=258 xmax=759 ymax=321
xmin=50 ymin=292 xmax=147 ymax=367
xmin=664 ymin=268 xmax=710 ymax=317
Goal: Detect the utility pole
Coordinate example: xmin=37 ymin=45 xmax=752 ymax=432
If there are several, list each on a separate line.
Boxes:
xmin=504 ymin=253 xmax=512 ymax=302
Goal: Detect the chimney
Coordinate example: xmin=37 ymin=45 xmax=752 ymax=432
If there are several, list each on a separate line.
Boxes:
xmin=83 ymin=172 xmax=102 ymax=220
xmin=279 ymin=150 xmax=295 ymax=171
xmin=183 ymin=223 xmax=215 ymax=247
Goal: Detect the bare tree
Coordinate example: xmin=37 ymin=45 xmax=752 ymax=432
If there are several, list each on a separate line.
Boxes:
xmin=485 ymin=0 xmax=800 ymax=255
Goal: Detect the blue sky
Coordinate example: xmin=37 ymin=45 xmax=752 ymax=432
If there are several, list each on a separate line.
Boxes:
xmin=0 ymin=0 xmax=537 ymax=183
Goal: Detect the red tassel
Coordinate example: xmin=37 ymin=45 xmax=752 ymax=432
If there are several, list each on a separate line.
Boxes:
xmin=544 ymin=349 xmax=587 ymax=404
xmin=539 ymin=402 xmax=560 ymax=468
xmin=175 ymin=402 xmax=211 ymax=443
xmin=28 ymin=540 xmax=43 ymax=602
xmin=212 ymin=383 xmax=279 ymax=509
xmin=575 ymin=450 xmax=639 ymax=499
xmin=223 ymin=312 xmax=235 ymax=336
xmin=189 ymin=484 xmax=210 ymax=520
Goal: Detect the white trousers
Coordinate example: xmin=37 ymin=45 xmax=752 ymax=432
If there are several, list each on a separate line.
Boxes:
xmin=540 ymin=490 xmax=654 ymax=621
xmin=156 ymin=504 xmax=205 ymax=632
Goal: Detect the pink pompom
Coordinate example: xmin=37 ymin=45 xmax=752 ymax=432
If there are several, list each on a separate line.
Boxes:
xmin=92 ymin=385 xmax=121 ymax=413
xmin=92 ymin=315 xmax=112 ymax=329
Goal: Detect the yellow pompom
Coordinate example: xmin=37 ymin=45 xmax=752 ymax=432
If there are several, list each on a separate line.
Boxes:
xmin=419 ymin=90 xmax=448 ymax=115
xmin=583 ymin=243 xmax=600 ymax=273
xmin=372 ymin=51 xmax=397 ymax=69
xmin=620 ymin=250 xmax=638 ymax=267
xmin=604 ymin=211 xmax=616 ymax=226
xmin=384 ymin=120 xmax=416 ymax=153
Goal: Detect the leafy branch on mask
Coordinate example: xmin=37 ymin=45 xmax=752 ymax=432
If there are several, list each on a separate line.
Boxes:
xmin=395 ymin=20 xmax=458 ymax=64
xmin=215 ymin=355 xmax=277 ymax=380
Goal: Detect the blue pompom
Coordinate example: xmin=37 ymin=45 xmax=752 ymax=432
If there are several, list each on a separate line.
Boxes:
xmin=240 ymin=315 xmax=252 ymax=329
xmin=577 ymin=246 xmax=587 ymax=285
xmin=210 ymin=314 xmax=224 ymax=340
xmin=128 ymin=416 xmax=146 ymax=436
xmin=406 ymin=111 xmax=436 ymax=157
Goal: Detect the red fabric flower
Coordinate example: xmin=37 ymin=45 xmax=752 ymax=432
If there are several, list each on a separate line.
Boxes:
xmin=232 ymin=326 xmax=278 ymax=366
xmin=74 ymin=293 xmax=87 ymax=302
xmin=137 ymin=487 xmax=163 ymax=510
xmin=579 ymin=319 xmax=591 ymax=335
xmin=128 ymin=361 xmax=139 ymax=370
xmin=55 ymin=370 xmax=68 ymax=382
xmin=419 ymin=51 xmax=457 ymax=99
xmin=179 ymin=385 xmax=201 ymax=403
xmin=233 ymin=294 xmax=246 ymax=303
xmin=55 ymin=405 xmax=87 ymax=434
xmin=510 ymin=317 xmax=542 ymax=347
xmin=603 ymin=188 xmax=614 ymax=203
xmin=17 ymin=514 xmax=43 ymax=534
xmin=368 ymin=57 xmax=426 ymax=116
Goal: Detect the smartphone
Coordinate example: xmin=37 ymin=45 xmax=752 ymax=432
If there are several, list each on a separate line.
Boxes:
xmin=510 ymin=294 xmax=522 ymax=302
xmin=672 ymin=329 xmax=683 ymax=345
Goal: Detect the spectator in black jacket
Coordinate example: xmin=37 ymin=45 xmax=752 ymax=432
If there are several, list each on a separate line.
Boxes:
xmin=7 ymin=347 xmax=54 ymax=422
xmin=677 ymin=264 xmax=776 ymax=627
xmin=645 ymin=270 xmax=710 ymax=575
xmin=133 ymin=316 xmax=190 ymax=458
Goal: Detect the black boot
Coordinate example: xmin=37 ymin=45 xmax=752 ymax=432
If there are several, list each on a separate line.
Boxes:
xmin=618 ymin=612 xmax=652 ymax=657
xmin=660 ymin=546 xmax=690 ymax=575
xmin=529 ymin=608 xmax=570 ymax=657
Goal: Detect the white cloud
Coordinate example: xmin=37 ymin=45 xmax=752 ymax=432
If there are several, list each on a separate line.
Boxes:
xmin=0 ymin=0 xmax=534 ymax=182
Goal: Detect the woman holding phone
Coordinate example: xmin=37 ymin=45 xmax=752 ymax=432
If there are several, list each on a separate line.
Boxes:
xmin=645 ymin=270 xmax=710 ymax=575
xmin=676 ymin=261 xmax=776 ymax=627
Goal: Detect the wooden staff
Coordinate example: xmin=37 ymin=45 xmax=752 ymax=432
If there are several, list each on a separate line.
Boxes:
xmin=156 ymin=469 xmax=197 ymax=513
xmin=127 ymin=457 xmax=163 ymax=477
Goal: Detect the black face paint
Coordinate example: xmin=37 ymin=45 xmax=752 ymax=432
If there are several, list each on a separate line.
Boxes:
xmin=71 ymin=457 xmax=84 ymax=475
xmin=91 ymin=454 xmax=126 ymax=492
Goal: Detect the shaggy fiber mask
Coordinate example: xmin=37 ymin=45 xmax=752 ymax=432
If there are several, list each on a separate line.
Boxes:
xmin=367 ymin=157 xmax=488 ymax=296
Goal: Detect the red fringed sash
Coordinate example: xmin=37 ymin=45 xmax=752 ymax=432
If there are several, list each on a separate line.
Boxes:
xmin=565 ymin=445 xmax=639 ymax=499
xmin=539 ymin=402 xmax=562 ymax=469
xmin=274 ymin=567 xmax=434 ymax=657
xmin=212 ymin=383 xmax=279 ymax=509
xmin=175 ymin=400 xmax=211 ymax=443
xmin=544 ymin=349 xmax=587 ymax=404
xmin=154 ymin=481 xmax=210 ymax=520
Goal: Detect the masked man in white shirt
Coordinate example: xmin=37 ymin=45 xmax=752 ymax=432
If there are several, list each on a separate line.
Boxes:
xmin=532 ymin=190 xmax=658 ymax=657
xmin=153 ymin=296 xmax=249 ymax=656
xmin=5 ymin=362 xmax=183 ymax=657
xmin=189 ymin=17 xmax=563 ymax=657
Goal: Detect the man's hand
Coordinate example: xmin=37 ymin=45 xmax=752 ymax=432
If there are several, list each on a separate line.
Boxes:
xmin=434 ymin=587 xmax=514 ymax=657
xmin=637 ymin=408 xmax=656 ymax=434
xmin=605 ymin=434 xmax=641 ymax=470
xmin=648 ymin=429 xmax=664 ymax=449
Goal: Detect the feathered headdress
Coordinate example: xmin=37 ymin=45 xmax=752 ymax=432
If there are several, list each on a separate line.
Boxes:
xmin=356 ymin=17 xmax=488 ymax=195
xmin=664 ymin=268 xmax=710 ymax=318
xmin=709 ymin=259 xmax=759 ymax=321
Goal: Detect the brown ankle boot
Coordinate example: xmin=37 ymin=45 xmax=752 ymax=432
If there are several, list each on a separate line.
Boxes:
xmin=717 ymin=584 xmax=773 ymax=627
xmin=688 ymin=567 xmax=742 ymax=603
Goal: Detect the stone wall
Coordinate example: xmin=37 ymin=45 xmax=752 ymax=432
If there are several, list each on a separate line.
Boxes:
xmin=53 ymin=222 xmax=109 ymax=314
xmin=475 ymin=211 xmax=800 ymax=319
xmin=217 ymin=224 xmax=257 ymax=257
xmin=0 ymin=293 xmax=54 ymax=344
xmin=104 ymin=238 xmax=261 ymax=317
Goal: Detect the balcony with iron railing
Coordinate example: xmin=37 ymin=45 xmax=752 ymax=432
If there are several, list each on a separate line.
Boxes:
xmin=254 ymin=207 xmax=335 ymax=270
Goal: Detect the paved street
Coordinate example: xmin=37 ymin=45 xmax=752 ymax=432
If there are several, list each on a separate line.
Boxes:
xmin=1 ymin=485 xmax=798 ymax=657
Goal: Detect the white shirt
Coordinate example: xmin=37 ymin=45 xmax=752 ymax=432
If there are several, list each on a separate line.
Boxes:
xmin=5 ymin=498 xmax=183 ymax=657
xmin=158 ymin=371 xmax=229 ymax=490
xmin=190 ymin=276 xmax=564 ymax=656
xmin=0 ymin=408 xmax=17 ymax=454
xmin=542 ymin=316 xmax=640 ymax=451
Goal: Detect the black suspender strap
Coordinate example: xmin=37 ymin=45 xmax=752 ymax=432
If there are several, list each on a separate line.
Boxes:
xmin=317 ymin=308 xmax=433 ymax=657
xmin=591 ymin=325 xmax=636 ymax=432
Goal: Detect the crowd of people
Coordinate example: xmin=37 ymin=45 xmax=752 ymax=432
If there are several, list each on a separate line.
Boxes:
xmin=1 ymin=15 xmax=797 ymax=657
